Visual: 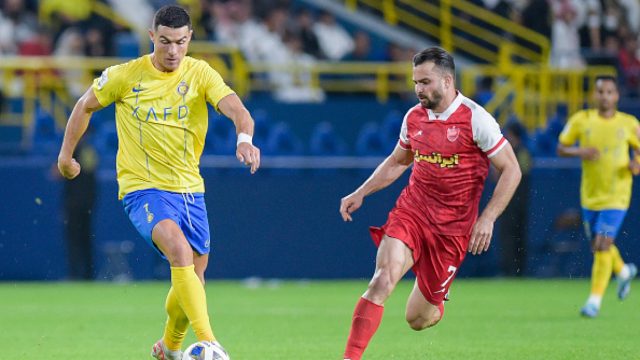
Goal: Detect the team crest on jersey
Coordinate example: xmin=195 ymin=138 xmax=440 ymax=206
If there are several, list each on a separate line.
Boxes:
xmin=446 ymin=126 xmax=460 ymax=142
xmin=177 ymin=81 xmax=189 ymax=96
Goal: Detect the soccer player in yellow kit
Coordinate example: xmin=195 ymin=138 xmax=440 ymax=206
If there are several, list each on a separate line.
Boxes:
xmin=57 ymin=5 xmax=260 ymax=359
xmin=558 ymin=75 xmax=639 ymax=318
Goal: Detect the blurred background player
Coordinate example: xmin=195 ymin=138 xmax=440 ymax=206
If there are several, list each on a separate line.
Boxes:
xmin=57 ymin=5 xmax=260 ymax=359
xmin=338 ymin=47 xmax=522 ymax=360
xmin=558 ymin=75 xmax=639 ymax=318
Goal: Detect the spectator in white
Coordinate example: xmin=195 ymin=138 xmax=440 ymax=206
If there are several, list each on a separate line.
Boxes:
xmin=206 ymin=0 xmax=258 ymax=47
xmin=239 ymin=6 xmax=288 ymax=63
xmin=106 ymin=0 xmax=154 ymax=35
xmin=0 ymin=0 xmax=38 ymax=55
xmin=573 ymin=0 xmax=602 ymax=50
xmin=313 ymin=11 xmax=354 ymax=61
xmin=602 ymin=0 xmax=623 ymax=39
xmin=618 ymin=0 xmax=640 ymax=34
xmin=53 ymin=27 xmax=86 ymax=99
xmin=270 ymin=31 xmax=325 ymax=103
xmin=207 ymin=0 xmax=234 ymax=43
xmin=550 ymin=0 xmax=584 ymax=69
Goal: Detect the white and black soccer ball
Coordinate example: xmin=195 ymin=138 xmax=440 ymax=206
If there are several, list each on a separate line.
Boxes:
xmin=182 ymin=341 xmax=230 ymax=360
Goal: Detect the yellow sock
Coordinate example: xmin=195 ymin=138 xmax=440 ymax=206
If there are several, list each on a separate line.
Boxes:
xmin=609 ymin=244 xmax=625 ymax=275
xmin=591 ymin=250 xmax=613 ymax=296
xmin=162 ymin=287 xmax=190 ymax=351
xmin=171 ymin=265 xmax=215 ymax=342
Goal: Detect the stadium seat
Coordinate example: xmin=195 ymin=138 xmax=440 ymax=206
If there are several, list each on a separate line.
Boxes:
xmin=355 ymin=122 xmax=387 ymax=156
xmin=251 ymin=108 xmax=273 ymax=148
xmin=31 ymin=108 xmax=61 ymax=155
xmin=205 ymin=112 xmax=235 ymax=155
xmin=309 ymin=121 xmax=348 ymax=156
xmin=540 ymin=208 xmax=585 ymax=277
xmin=381 ymin=110 xmax=403 ymax=152
xmin=114 ymin=32 xmax=140 ymax=58
xmin=265 ymin=121 xmax=304 ymax=156
xmin=94 ymin=121 xmax=119 ymax=158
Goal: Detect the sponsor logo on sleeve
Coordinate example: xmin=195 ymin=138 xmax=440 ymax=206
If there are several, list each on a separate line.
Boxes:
xmin=97 ymin=69 xmax=109 ymax=90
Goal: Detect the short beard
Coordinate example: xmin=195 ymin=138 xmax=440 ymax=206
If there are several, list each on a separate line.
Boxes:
xmin=420 ymin=92 xmax=442 ymax=109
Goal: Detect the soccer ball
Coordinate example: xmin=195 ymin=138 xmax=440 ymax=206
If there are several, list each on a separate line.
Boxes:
xmin=182 ymin=341 xmax=230 ymax=360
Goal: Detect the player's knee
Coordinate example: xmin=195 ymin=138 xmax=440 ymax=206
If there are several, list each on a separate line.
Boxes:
xmin=595 ymin=242 xmax=612 ymax=251
xmin=165 ymin=242 xmax=194 ymax=267
xmin=368 ymin=268 xmax=397 ymax=297
xmin=593 ymin=236 xmax=613 ymax=251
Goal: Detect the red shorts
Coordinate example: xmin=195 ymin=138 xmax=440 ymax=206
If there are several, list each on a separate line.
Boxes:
xmin=369 ymin=209 xmax=468 ymax=305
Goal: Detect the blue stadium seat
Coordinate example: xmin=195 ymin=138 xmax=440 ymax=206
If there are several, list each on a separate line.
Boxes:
xmin=252 ymin=108 xmax=272 ymax=148
xmin=31 ymin=109 xmax=61 ymax=155
xmin=205 ymin=112 xmax=235 ymax=155
xmin=0 ymin=125 xmax=24 ymax=155
xmin=381 ymin=110 xmax=403 ymax=152
xmin=265 ymin=121 xmax=304 ymax=156
xmin=309 ymin=121 xmax=348 ymax=156
xmin=94 ymin=121 xmax=118 ymax=158
xmin=114 ymin=32 xmax=139 ymax=58
xmin=355 ymin=122 xmax=387 ymax=156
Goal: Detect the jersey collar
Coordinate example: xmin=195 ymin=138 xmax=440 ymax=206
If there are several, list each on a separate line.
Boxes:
xmin=427 ymin=91 xmax=463 ymax=121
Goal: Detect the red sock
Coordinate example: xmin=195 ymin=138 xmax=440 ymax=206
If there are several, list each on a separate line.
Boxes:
xmin=344 ymin=297 xmax=384 ymax=360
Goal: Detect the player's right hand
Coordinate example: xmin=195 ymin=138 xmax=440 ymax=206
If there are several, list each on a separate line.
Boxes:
xmin=57 ymin=157 xmax=81 ymax=179
xmin=580 ymin=147 xmax=599 ymax=161
xmin=340 ymin=192 xmax=364 ymax=222
xmin=236 ymin=142 xmax=261 ymax=174
xmin=630 ymin=159 xmax=640 ymax=175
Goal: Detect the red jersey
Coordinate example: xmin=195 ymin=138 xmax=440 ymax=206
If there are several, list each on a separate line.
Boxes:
xmin=395 ymin=92 xmax=506 ymax=236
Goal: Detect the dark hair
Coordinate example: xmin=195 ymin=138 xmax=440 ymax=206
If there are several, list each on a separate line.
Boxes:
xmin=595 ymin=75 xmax=618 ymax=89
xmin=413 ymin=47 xmax=455 ymax=77
xmin=153 ymin=5 xmax=191 ymax=30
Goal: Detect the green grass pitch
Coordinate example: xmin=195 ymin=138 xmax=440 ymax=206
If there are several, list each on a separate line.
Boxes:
xmin=2 ymin=279 xmax=638 ymax=359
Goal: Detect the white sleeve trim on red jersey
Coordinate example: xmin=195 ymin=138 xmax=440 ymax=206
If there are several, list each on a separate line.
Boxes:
xmin=486 ymin=137 xmax=508 ymax=158
xmin=470 ymin=102 xmax=506 ymax=158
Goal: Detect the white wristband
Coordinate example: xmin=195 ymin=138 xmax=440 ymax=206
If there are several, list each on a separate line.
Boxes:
xmin=237 ymin=132 xmax=253 ymax=146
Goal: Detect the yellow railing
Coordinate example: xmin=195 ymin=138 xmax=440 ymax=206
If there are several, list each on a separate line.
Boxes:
xmin=0 ymin=53 xmax=618 ymax=143
xmin=0 ymin=47 xmax=413 ymax=144
xmin=461 ymin=65 xmax=618 ymax=129
xmin=346 ymin=0 xmax=549 ymax=64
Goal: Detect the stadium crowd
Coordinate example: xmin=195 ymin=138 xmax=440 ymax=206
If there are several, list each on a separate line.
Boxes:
xmin=1 ymin=0 xmax=640 ymax=157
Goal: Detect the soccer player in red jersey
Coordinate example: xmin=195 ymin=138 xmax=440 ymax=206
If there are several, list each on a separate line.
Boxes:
xmin=339 ymin=47 xmax=522 ymax=360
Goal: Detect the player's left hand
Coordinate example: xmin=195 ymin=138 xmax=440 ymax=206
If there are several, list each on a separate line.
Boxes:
xmin=236 ymin=142 xmax=260 ymax=174
xmin=630 ymin=159 xmax=640 ymax=176
xmin=469 ymin=216 xmax=494 ymax=255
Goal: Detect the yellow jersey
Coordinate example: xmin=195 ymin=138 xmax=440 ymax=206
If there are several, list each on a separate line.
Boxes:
xmin=92 ymin=55 xmax=235 ymax=199
xmin=559 ymin=109 xmax=640 ymax=210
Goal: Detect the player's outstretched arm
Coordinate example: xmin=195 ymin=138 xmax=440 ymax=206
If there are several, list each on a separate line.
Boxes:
xmin=469 ymin=143 xmax=521 ymax=255
xmin=57 ymin=86 xmax=103 ymax=179
xmin=630 ymin=127 xmax=640 ymax=175
xmin=557 ymin=143 xmax=599 ymax=160
xmin=340 ymin=144 xmax=413 ymax=222
xmin=218 ymin=94 xmax=261 ymax=174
